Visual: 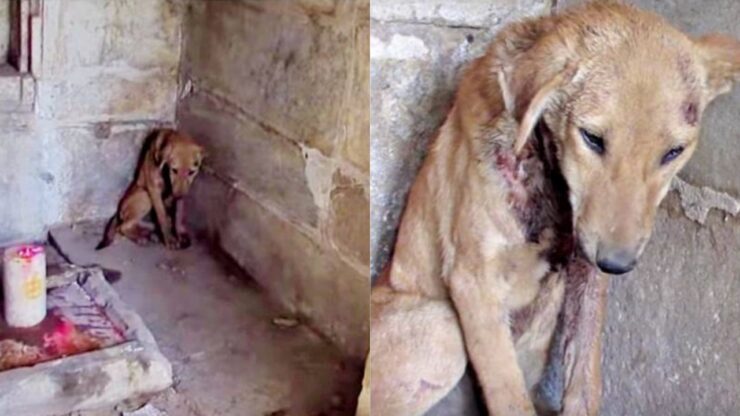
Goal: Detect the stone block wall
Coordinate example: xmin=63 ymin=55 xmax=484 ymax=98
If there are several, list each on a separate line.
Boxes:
xmin=0 ymin=0 xmax=183 ymax=244
xmin=371 ymin=0 xmax=740 ymax=414
xmin=177 ymin=0 xmax=369 ymax=359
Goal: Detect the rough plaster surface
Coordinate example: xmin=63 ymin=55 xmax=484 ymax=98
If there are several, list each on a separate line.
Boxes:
xmin=178 ymin=0 xmax=369 ymax=358
xmin=0 ymin=0 xmax=182 ymax=245
xmin=182 ymin=0 xmax=361 ymax=157
xmin=370 ymin=0 xmax=552 ymax=278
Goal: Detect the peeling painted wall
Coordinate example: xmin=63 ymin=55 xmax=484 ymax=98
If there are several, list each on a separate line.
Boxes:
xmin=178 ymin=0 xmax=369 ymax=359
xmin=371 ymin=0 xmax=740 ymax=414
xmin=0 ymin=0 xmax=183 ymax=244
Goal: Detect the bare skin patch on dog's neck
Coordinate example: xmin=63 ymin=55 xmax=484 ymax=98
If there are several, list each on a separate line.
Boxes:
xmin=489 ymin=122 xmax=573 ymax=253
xmin=494 ymin=125 xmax=603 ymax=409
xmin=487 ymin=121 xmax=598 ymax=358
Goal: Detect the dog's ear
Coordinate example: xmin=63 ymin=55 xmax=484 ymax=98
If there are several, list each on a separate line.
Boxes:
xmin=492 ymin=16 xmax=578 ymax=154
xmin=695 ymin=34 xmax=740 ymax=102
xmin=508 ymin=65 xmax=578 ymax=154
xmin=197 ymin=144 xmax=207 ymax=162
xmin=152 ymin=132 xmax=172 ymax=170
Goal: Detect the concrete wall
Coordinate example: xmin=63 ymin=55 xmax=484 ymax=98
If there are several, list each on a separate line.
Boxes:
xmin=0 ymin=0 xmax=183 ymax=244
xmin=177 ymin=0 xmax=369 ymax=359
xmin=0 ymin=1 xmax=10 ymax=62
xmin=371 ymin=0 xmax=740 ymax=414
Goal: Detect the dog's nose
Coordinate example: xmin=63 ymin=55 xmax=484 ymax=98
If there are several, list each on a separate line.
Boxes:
xmin=596 ymin=248 xmax=637 ymax=275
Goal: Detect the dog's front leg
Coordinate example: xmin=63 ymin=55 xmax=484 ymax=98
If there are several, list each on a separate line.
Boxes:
xmin=174 ymin=198 xmax=191 ymax=249
xmin=560 ymin=270 xmax=609 ymax=416
xmin=449 ymin=263 xmax=536 ymax=416
xmin=147 ymin=186 xmax=177 ymax=249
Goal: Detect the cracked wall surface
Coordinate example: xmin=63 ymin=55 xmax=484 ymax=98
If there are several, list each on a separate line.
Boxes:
xmin=177 ymin=0 xmax=369 ymax=359
xmin=0 ymin=0 xmax=183 ymax=244
xmin=371 ymin=0 xmax=740 ymax=414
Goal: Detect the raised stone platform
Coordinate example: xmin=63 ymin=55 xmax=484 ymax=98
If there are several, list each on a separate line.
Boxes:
xmin=0 ymin=267 xmax=172 ymax=416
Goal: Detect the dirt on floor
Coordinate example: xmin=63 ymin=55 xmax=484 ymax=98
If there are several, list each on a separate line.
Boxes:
xmin=46 ymin=221 xmax=362 ymax=416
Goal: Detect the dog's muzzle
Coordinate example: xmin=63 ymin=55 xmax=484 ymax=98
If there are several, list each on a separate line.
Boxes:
xmin=595 ymin=248 xmax=637 ymax=275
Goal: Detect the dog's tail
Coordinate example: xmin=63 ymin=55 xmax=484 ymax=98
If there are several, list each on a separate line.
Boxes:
xmin=96 ymin=215 xmax=120 ymax=250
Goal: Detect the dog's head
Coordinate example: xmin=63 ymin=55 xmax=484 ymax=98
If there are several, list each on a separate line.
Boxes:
xmin=154 ymin=130 xmax=204 ymax=198
xmin=495 ymin=3 xmax=740 ymax=274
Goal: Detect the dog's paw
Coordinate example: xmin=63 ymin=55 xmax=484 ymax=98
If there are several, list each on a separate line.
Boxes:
xmin=134 ymin=238 xmax=152 ymax=246
xmin=162 ymin=233 xmax=180 ymax=250
xmin=176 ymin=233 xmax=192 ymax=250
xmin=132 ymin=234 xmax=154 ymax=246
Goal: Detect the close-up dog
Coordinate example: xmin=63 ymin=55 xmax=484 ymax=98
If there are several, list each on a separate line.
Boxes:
xmin=367 ymin=2 xmax=740 ymax=415
xmin=96 ymin=129 xmax=204 ymax=251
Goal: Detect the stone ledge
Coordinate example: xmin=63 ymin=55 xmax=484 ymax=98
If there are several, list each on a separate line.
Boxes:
xmin=0 ymin=267 xmax=172 ymax=416
xmin=371 ymin=0 xmax=552 ymax=28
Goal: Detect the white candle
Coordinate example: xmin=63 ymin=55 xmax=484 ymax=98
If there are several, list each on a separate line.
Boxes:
xmin=3 ymin=244 xmax=46 ymax=327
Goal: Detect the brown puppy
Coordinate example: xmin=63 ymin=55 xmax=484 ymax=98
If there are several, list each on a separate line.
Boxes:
xmin=97 ymin=129 xmax=204 ymax=250
xmin=368 ymin=2 xmax=740 ymax=416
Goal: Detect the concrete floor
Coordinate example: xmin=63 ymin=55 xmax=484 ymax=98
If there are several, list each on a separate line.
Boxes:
xmin=48 ymin=222 xmax=361 ymax=416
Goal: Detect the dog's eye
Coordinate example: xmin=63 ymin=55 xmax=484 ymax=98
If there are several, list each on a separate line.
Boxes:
xmin=172 ymin=168 xmax=179 ymax=175
xmin=661 ymin=146 xmax=685 ymax=166
xmin=579 ymin=128 xmax=605 ymax=155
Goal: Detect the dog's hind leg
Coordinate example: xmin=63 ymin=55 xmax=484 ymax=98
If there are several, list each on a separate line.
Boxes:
xmin=118 ymin=188 xmax=155 ymax=246
xmin=426 ymin=367 xmax=486 ymax=416
xmin=370 ymin=287 xmax=467 ymax=416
